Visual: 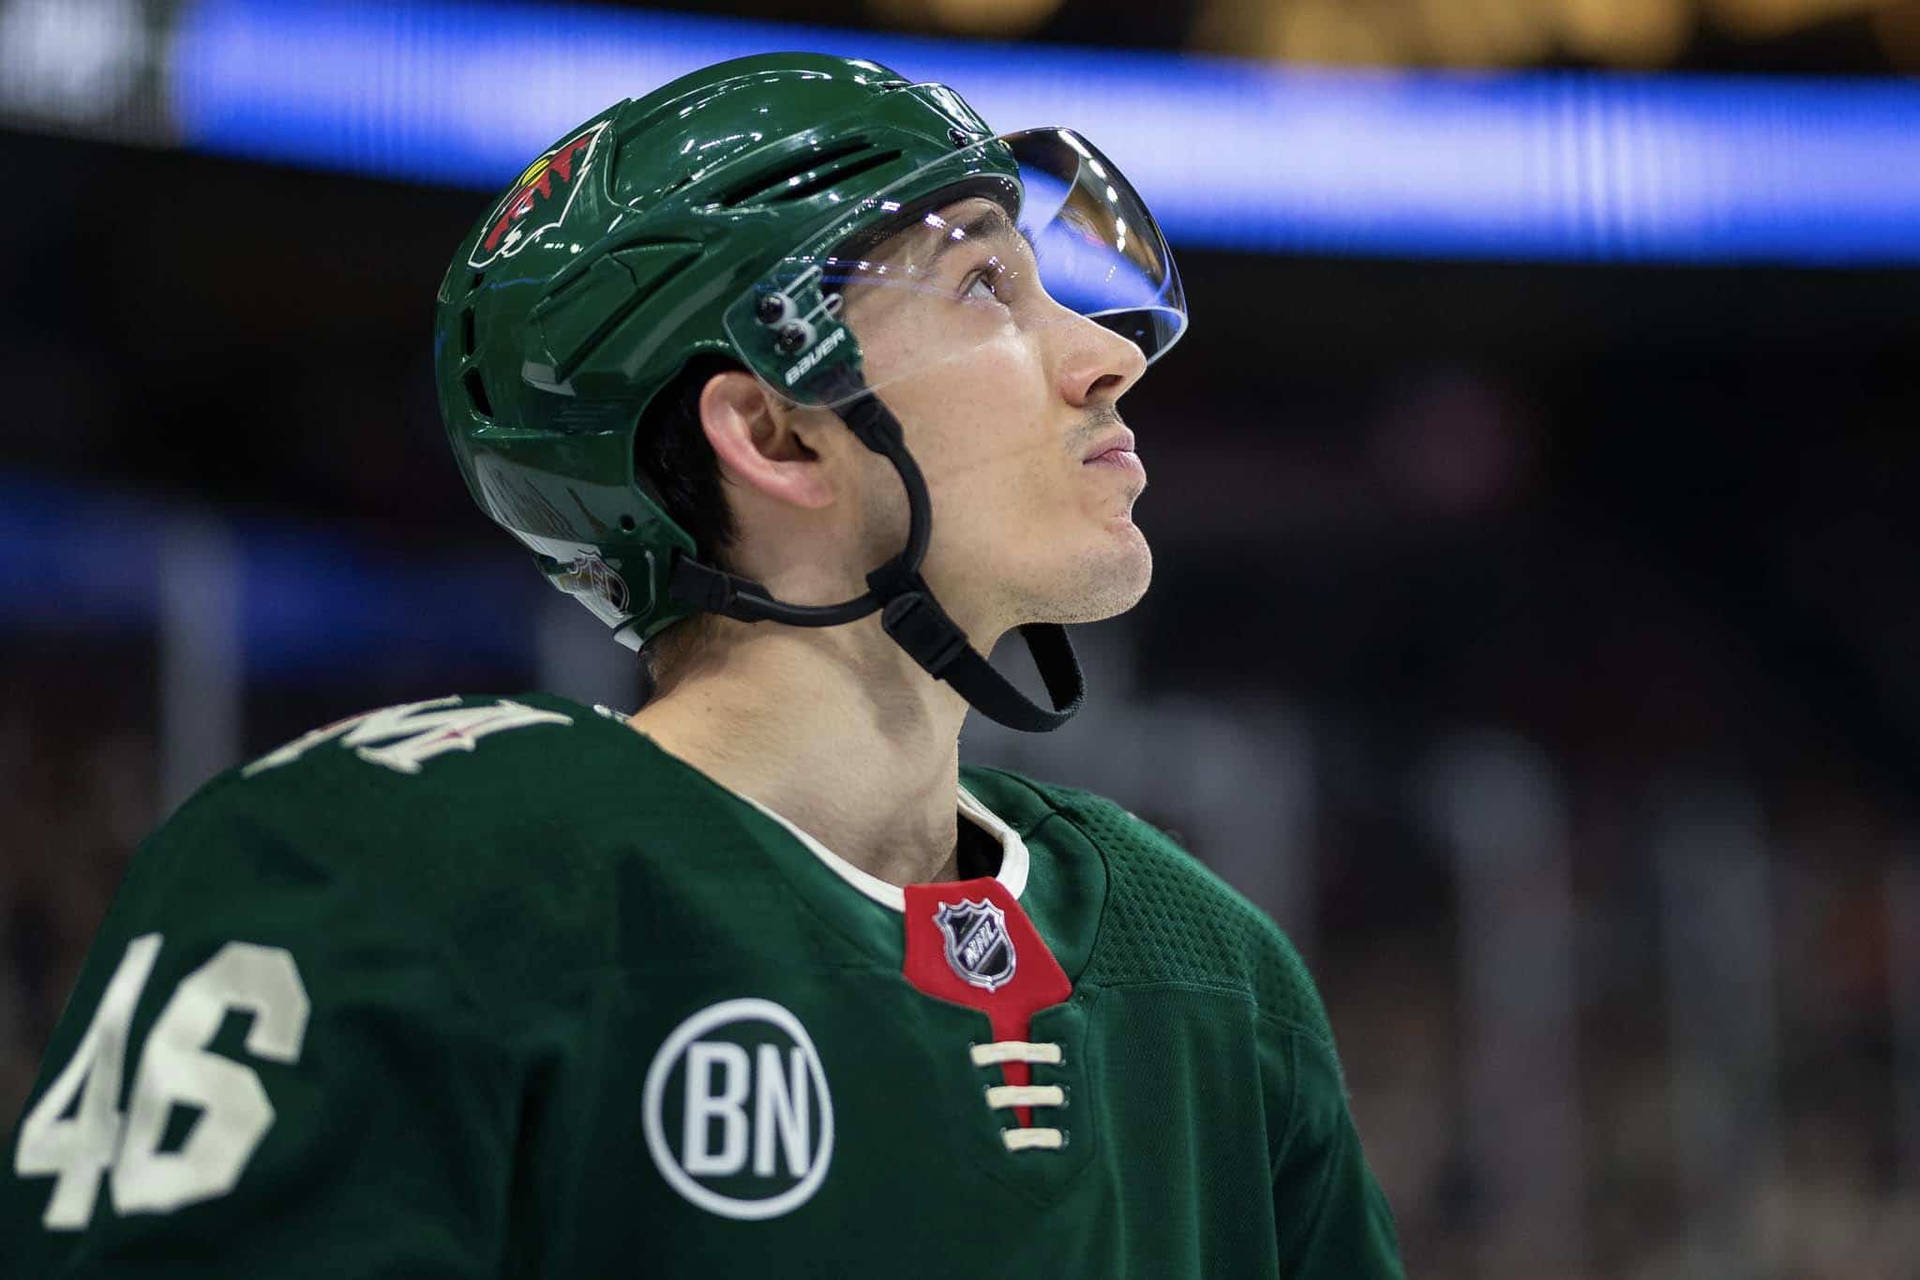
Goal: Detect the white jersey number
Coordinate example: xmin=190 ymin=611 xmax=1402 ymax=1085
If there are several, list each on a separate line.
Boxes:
xmin=12 ymin=934 xmax=310 ymax=1230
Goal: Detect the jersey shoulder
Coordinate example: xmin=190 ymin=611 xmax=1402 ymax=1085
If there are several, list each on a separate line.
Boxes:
xmin=961 ymin=764 xmax=1332 ymax=1040
xmin=232 ymin=690 xmax=602 ymax=802
xmin=195 ymin=690 xmax=659 ymax=842
xmin=115 ymin=693 xmax=647 ymax=994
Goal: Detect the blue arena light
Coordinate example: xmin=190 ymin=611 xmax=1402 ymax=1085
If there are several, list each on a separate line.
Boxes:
xmin=166 ymin=0 xmax=1920 ymax=264
xmin=0 ymin=474 xmax=538 ymax=678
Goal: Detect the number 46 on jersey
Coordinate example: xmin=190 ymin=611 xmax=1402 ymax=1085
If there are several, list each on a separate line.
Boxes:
xmin=12 ymin=934 xmax=310 ymax=1230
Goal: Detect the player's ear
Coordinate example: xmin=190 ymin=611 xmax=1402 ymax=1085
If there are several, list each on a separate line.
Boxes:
xmin=697 ymin=369 xmax=837 ymax=510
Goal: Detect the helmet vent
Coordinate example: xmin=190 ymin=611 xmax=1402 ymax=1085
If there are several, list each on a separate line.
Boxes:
xmin=776 ymin=148 xmax=901 ymax=203
xmin=459 ymin=307 xmax=477 ymax=357
xmin=463 ymin=367 xmax=493 ymax=420
xmin=719 ymin=141 xmax=900 ymax=208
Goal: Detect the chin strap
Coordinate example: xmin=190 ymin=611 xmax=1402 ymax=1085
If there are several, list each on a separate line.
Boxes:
xmin=664 ymin=372 xmax=1085 ymax=732
xmin=864 ymin=560 xmax=1085 ymax=732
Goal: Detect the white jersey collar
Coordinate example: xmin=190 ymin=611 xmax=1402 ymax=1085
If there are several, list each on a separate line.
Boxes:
xmin=601 ymin=708 xmax=1026 ymax=913
xmin=737 ymin=784 xmax=1030 ymax=913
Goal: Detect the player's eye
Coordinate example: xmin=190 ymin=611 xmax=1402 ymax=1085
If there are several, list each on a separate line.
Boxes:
xmin=959 ymin=257 xmax=1010 ymax=306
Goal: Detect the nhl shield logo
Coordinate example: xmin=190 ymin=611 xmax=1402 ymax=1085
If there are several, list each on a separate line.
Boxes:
xmin=933 ymin=898 xmax=1017 ymax=991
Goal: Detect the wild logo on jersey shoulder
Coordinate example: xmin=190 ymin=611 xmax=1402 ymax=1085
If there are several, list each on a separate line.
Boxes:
xmin=242 ymin=696 xmax=573 ymax=777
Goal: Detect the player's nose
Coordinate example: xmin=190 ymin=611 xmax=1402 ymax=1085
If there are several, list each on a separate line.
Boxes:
xmin=1054 ymin=313 xmax=1148 ymax=409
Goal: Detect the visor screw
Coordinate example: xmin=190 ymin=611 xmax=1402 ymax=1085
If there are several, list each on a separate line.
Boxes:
xmin=755 ymin=293 xmax=791 ymax=326
xmin=947 ymin=126 xmax=972 ymax=148
xmin=774 ymin=322 xmax=811 ymax=355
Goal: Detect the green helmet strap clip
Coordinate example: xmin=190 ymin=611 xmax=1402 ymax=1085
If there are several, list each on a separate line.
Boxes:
xmin=666 ymin=374 xmax=1085 ymax=731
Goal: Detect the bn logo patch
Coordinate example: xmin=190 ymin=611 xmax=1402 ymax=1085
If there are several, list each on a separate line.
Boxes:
xmin=642 ymin=999 xmax=834 ymax=1220
xmin=934 ymin=898 xmax=1017 ymax=991
xmin=467 ymin=119 xmax=609 ymax=269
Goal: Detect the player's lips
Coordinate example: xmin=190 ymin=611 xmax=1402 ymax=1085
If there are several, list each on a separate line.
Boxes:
xmin=1082 ymin=427 xmax=1144 ymax=479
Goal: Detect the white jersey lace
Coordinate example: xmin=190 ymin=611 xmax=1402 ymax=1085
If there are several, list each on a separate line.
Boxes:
xmin=970 ymin=1041 xmax=1067 ymax=1152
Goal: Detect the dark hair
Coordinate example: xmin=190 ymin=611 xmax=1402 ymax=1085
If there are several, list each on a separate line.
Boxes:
xmin=636 ymin=353 xmax=741 ymax=561
xmin=632 ymin=354 xmax=742 ymax=699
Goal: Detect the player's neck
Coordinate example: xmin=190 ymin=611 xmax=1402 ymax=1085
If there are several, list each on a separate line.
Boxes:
xmin=624 ymin=615 xmax=990 ymax=889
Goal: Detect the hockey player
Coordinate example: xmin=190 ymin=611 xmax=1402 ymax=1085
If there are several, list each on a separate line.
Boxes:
xmin=3 ymin=54 xmax=1404 ymax=1277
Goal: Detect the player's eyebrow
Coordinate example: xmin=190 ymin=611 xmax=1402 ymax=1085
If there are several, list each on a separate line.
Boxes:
xmin=920 ymin=206 xmax=1035 ymax=267
xmin=830 ymin=204 xmax=1036 ymax=302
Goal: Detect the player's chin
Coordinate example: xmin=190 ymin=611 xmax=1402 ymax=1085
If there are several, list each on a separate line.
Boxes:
xmin=1049 ymin=528 xmax=1152 ymax=624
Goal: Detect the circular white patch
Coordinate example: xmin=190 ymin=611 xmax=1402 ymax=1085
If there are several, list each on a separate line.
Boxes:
xmin=642 ymin=998 xmax=834 ymax=1220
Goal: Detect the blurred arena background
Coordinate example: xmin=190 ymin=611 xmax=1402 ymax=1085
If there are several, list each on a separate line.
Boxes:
xmin=4 ymin=0 xmax=1919 ymax=1275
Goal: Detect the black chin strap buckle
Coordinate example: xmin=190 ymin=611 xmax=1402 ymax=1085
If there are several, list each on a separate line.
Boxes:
xmin=875 ymin=575 xmax=967 ymax=687
xmin=669 ymin=554 xmax=779 ymax=622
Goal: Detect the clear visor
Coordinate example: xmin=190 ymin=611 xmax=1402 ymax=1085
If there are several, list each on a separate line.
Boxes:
xmin=723 ymin=127 xmax=1187 ymax=409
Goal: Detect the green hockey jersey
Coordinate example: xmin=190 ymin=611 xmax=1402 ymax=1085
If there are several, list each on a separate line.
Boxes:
xmin=3 ymin=692 xmax=1403 ymax=1279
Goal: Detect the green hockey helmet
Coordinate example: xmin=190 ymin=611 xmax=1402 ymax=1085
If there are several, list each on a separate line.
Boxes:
xmin=434 ymin=52 xmax=1186 ymax=730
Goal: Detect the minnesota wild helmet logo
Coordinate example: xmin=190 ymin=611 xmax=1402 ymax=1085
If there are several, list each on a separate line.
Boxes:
xmin=934 ymin=898 xmax=1017 ymax=991
xmin=468 ymin=118 xmax=609 ymax=269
